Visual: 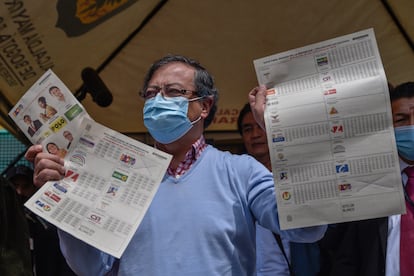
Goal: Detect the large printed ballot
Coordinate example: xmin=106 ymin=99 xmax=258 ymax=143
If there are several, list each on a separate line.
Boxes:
xmin=9 ymin=70 xmax=172 ymax=258
xmin=254 ymin=28 xmax=405 ymax=230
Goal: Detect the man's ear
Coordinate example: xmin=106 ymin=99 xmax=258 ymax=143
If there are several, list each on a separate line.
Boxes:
xmin=200 ymin=96 xmax=214 ymax=119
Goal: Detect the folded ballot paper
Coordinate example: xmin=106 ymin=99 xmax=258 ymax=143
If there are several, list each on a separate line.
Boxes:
xmin=9 ymin=70 xmax=171 ymax=258
xmin=254 ymin=28 xmax=405 ymax=230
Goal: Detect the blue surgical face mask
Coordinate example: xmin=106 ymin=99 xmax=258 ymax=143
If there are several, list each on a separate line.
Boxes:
xmin=143 ymin=93 xmax=202 ymax=144
xmin=395 ymin=125 xmax=414 ymax=161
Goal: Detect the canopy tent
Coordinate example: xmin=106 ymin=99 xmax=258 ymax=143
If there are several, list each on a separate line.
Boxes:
xmin=1 ymin=0 xmax=413 ymax=145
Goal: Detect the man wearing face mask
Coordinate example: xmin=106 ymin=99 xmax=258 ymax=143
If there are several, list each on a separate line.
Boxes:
xmin=331 ymin=82 xmax=414 ymax=276
xmin=24 ymin=55 xmax=327 ymax=275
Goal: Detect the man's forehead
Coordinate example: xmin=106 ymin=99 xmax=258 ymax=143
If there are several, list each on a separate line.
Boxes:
xmin=242 ymin=112 xmax=256 ymax=123
xmin=393 ymin=97 xmax=414 ymax=108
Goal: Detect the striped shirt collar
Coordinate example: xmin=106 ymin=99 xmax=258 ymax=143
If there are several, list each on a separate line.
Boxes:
xmin=167 ymin=135 xmax=207 ymax=178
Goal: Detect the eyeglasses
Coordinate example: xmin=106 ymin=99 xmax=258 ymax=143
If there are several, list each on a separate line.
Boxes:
xmin=140 ymin=85 xmax=197 ymax=100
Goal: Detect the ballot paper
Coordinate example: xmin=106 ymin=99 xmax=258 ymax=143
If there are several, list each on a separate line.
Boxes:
xmin=9 ymin=70 xmax=172 ymax=257
xmin=254 ymin=28 xmax=405 ymax=230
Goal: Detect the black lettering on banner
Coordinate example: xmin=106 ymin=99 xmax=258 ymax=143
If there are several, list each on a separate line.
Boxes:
xmin=0 ymin=63 xmax=19 ymax=86
xmin=0 ymin=35 xmax=35 ymax=81
xmin=15 ymin=17 xmax=35 ymax=36
xmin=23 ymin=33 xmax=53 ymax=70
xmin=0 ymin=16 xmax=7 ymax=31
xmin=0 ymin=34 xmax=11 ymax=44
xmin=2 ymin=0 xmax=54 ymax=81
xmin=5 ymin=0 xmax=24 ymax=14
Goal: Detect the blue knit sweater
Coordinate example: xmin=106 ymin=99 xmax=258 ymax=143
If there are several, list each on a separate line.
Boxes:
xmin=59 ymin=145 xmax=326 ymax=275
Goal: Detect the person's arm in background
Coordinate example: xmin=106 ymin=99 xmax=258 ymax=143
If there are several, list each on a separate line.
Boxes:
xmin=25 ymin=145 xmax=117 ymax=275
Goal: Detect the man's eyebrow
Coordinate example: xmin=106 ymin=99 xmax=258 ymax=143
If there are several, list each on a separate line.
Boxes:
xmin=394 ymin=112 xmax=409 ymax=116
xmin=242 ymin=123 xmax=254 ymax=128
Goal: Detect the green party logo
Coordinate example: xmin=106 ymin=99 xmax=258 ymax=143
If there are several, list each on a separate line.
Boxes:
xmin=112 ymin=171 xmax=128 ymax=182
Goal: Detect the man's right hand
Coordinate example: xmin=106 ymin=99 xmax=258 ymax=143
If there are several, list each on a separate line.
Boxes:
xmin=25 ymin=145 xmax=66 ymax=188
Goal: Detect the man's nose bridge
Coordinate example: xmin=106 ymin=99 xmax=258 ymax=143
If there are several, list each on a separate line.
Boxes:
xmin=252 ymin=124 xmax=263 ymax=136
